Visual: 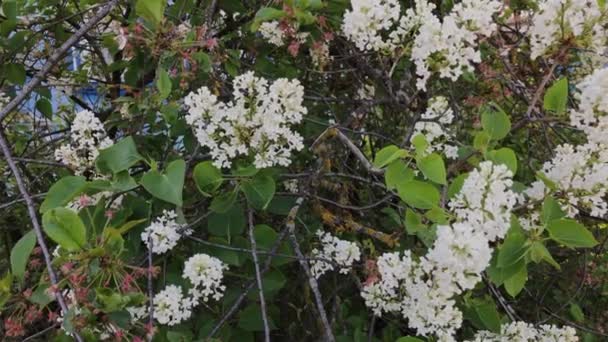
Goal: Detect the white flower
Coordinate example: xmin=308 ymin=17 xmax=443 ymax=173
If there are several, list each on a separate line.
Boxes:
xmin=529 ymin=0 xmax=607 ymax=60
xmin=362 ymin=161 xmax=518 ymax=340
xmin=571 ymin=67 xmax=608 ymax=147
xmin=411 ymin=96 xmax=457 ymax=157
xmin=185 ymin=72 xmax=307 ymax=169
xmin=342 ymin=0 xmax=401 ymax=51
xmin=259 ymin=21 xmax=285 ymax=46
xmin=183 ymin=253 xmax=228 ymax=302
xmin=310 ymin=231 xmax=361 ymax=278
xmin=467 ymin=321 xmax=578 ymax=341
xmin=153 ymin=285 xmax=194 ymax=326
xmin=55 ymin=110 xmax=113 ymax=176
xmin=141 ymin=210 xmax=190 ymax=254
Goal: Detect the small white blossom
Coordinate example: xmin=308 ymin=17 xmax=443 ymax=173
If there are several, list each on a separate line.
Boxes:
xmin=342 ymin=0 xmax=401 ymax=51
xmin=183 ymin=253 xmax=228 ymax=302
xmin=55 ymin=110 xmax=113 ymax=175
xmin=153 ymin=285 xmax=194 ymax=326
xmin=410 ymin=96 xmax=458 ymax=157
xmin=185 ymin=72 xmax=307 ymax=169
xmin=259 ymin=21 xmax=285 ymax=46
xmin=141 ymin=210 xmax=190 ymax=254
xmin=310 ymin=231 xmax=361 ymax=278
xmin=467 ymin=321 xmax=578 ymax=341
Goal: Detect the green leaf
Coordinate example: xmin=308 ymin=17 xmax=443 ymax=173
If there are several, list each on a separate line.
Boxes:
xmin=140 ymin=159 xmax=186 ymax=206
xmin=136 ymin=0 xmax=166 ymax=25
xmin=504 ymin=262 xmax=527 ymax=297
xmin=411 ymin=134 xmax=429 ymax=156
xmin=373 ymin=145 xmax=408 ymax=168
xmin=0 ymin=273 xmax=12 ymax=310
xmin=546 ymin=219 xmax=598 ymax=248
xmin=156 ymin=68 xmax=172 ymax=99
xmin=416 ymin=153 xmax=446 ymax=184
xmin=529 ymin=241 xmax=561 ymax=270
xmin=488 ymin=147 xmax=518 ymax=174
xmin=405 ymin=208 xmax=425 ymax=234
xmin=193 ymin=161 xmax=223 ymax=195
xmin=10 ymin=230 xmax=36 ymax=282
xmin=210 ymin=189 xmax=238 ymax=213
xmin=448 ymin=173 xmax=467 ymax=199
xmin=42 ymin=208 xmax=87 ymax=251
xmin=481 ymin=107 xmax=511 ymax=140
xmin=2 ymin=0 xmax=17 ymax=20
xmin=5 ymin=63 xmax=25 ymax=85
xmin=251 ymin=7 xmax=286 ymax=31
xmin=207 ymin=204 xmax=246 ymax=237
xmin=543 ymin=77 xmax=568 ymax=114
xmin=396 ymin=180 xmax=440 ymax=209
xmin=569 ymin=303 xmax=585 ymax=322
xmin=396 ymin=338 xmax=424 ymax=342
xmin=497 ymin=230 xmax=529 ymax=267
xmin=238 ymin=304 xmax=277 ymax=331
xmin=40 ymin=176 xmax=87 ymax=213
xmin=472 ymin=298 xmax=502 ymax=333
xmin=473 ymin=131 xmax=491 ymax=152
xmin=541 ymin=196 xmax=566 ymax=224
xmin=385 ymin=160 xmax=414 ymax=190
xmin=241 ymin=174 xmax=276 ymax=210
xmin=96 ymin=137 xmax=143 ymax=174
xmin=36 ymin=98 xmax=53 ymax=119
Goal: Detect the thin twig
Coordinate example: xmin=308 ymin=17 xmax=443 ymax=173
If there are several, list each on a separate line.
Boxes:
xmin=207 ymin=197 xmax=306 ymax=338
xmin=247 ymin=206 xmax=271 ymax=342
xmin=0 ymin=131 xmax=84 ymax=342
xmin=333 ymin=128 xmax=384 ymax=175
xmin=286 ymin=198 xmax=335 ymax=342
xmin=0 ymin=0 xmax=119 ymax=123
xmin=147 ymin=231 xmax=154 ymax=342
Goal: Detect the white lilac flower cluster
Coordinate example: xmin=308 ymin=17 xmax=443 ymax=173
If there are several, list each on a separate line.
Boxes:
xmin=529 ymin=0 xmax=607 ymax=60
xmin=467 ymin=321 xmax=578 ymax=341
xmin=342 ymin=0 xmax=401 ymax=51
xmin=259 ymin=21 xmax=285 ymax=46
xmin=141 ymin=210 xmax=191 ymax=254
xmin=185 ymin=72 xmax=307 ymax=169
xmin=343 ymin=0 xmax=502 ymax=90
xmin=183 ymin=253 xmax=228 ymax=302
xmin=362 ymin=162 xmax=518 ymax=340
xmin=310 ymin=231 xmax=361 ymax=278
xmin=55 ymin=110 xmax=114 ymax=175
xmin=410 ymin=96 xmax=458 ymax=159
xmin=526 ymin=68 xmax=608 ymax=218
xmin=130 ymin=253 xmax=227 ymax=326
xmin=152 ymin=285 xmax=195 ymax=326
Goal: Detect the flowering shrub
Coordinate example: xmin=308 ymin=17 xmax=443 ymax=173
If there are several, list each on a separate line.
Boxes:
xmin=1 ymin=0 xmax=608 ymax=341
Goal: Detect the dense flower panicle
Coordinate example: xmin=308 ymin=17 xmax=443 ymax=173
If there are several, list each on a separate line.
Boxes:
xmin=468 ymin=321 xmax=578 ymax=341
xmin=310 ymin=231 xmax=361 ymax=278
xmin=153 ymin=285 xmax=194 ymax=326
xmin=529 ymin=0 xmax=607 ymax=60
xmin=410 ymin=96 xmax=458 ymax=159
xmin=141 ymin=210 xmax=190 ymax=254
xmin=54 ymin=110 xmax=113 ymax=175
xmin=185 ymin=72 xmax=307 ymax=168
xmin=526 ymin=142 xmax=608 ymax=218
xmin=449 ymin=162 xmax=517 ymax=241
xmin=410 ymin=0 xmax=502 ymax=89
xmin=526 ymin=68 xmax=608 ymax=218
xmin=343 ymin=0 xmax=502 ymax=89
xmin=342 ymin=0 xmax=401 ymax=51
xmin=259 ymin=21 xmax=285 ymax=46
xmin=570 ymin=68 xmax=608 ymax=146
xmin=183 ymin=253 xmax=228 ymax=302
xmin=362 ymin=162 xmax=518 ymax=340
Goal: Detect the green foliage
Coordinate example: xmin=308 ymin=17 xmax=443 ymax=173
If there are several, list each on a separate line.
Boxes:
xmin=140 ymin=159 xmax=186 ymax=206
xmin=543 ymin=77 xmax=569 ymax=114
xmin=42 ymin=208 xmax=87 ymax=251
xmin=96 ymin=137 xmax=143 ymax=174
xmin=193 ymin=161 xmax=223 ymax=195
xmin=10 ymin=230 xmax=36 ymax=283
xmin=373 ymin=145 xmax=408 ymax=168
xmin=416 ymin=153 xmax=447 ymax=184
xmin=546 ymin=219 xmax=598 ymax=248
xmin=397 ymin=180 xmax=440 ymax=209
xmin=40 ymin=176 xmax=87 ymax=213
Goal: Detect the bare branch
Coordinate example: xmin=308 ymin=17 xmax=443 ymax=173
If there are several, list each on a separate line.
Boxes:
xmin=247 ymin=206 xmax=271 ymax=342
xmin=0 ymin=0 xmax=119 ymax=123
xmin=0 ymin=130 xmax=84 ymax=342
